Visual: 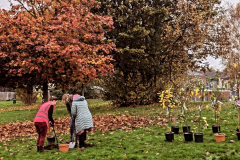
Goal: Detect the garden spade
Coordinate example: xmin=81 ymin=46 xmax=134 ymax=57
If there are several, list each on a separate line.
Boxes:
xmin=52 ymin=126 xmax=59 ymax=149
xmin=69 ymin=136 xmax=76 ymax=149
xmin=69 ymin=119 xmax=76 ymax=149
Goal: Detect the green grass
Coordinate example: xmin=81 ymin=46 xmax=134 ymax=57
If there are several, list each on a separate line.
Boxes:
xmin=0 ymin=99 xmax=112 ymax=125
xmin=1 ymin=100 xmax=240 ymax=159
xmin=0 ymin=100 xmax=26 ymax=109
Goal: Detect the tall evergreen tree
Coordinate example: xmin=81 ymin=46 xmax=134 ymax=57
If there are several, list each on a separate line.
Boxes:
xmin=96 ymin=0 xmax=224 ymax=106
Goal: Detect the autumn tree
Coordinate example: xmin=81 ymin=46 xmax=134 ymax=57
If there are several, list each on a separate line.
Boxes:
xmin=0 ymin=0 xmax=115 ymax=104
xmin=220 ymin=3 xmax=240 ymax=99
xmin=95 ymin=0 xmax=224 ymax=106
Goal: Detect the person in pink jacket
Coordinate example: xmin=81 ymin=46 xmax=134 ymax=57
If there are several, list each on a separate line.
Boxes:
xmin=33 ymin=96 xmax=58 ymax=152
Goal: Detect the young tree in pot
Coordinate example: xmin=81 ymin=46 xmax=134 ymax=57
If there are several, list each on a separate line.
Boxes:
xmin=178 ymin=77 xmax=197 ymax=133
xmin=179 ymin=87 xmax=190 ymax=133
xmin=210 ymin=88 xmax=222 ymax=133
xmin=210 ymin=77 xmax=226 ymax=133
xmin=171 ymin=99 xmax=181 ymax=134
xmin=212 ymin=99 xmax=225 ymax=142
xmin=194 ymin=105 xmax=204 ymax=142
xmin=182 ymin=104 xmax=193 ymax=142
xmin=178 ymin=87 xmax=193 ymax=142
xmin=159 ymin=87 xmax=179 ymax=141
xmin=193 ymin=80 xmax=206 ymax=142
xmin=181 ymin=102 xmax=190 ymax=133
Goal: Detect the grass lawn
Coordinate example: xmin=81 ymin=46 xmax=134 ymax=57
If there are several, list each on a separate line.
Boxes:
xmin=0 ymin=99 xmax=111 ymax=125
xmin=1 ymin=100 xmax=240 ymax=159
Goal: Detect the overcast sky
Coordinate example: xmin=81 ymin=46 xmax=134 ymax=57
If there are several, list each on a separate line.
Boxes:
xmin=0 ymin=0 xmax=240 ymax=70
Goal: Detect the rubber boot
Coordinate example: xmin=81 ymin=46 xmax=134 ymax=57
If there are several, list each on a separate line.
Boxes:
xmin=83 ymin=130 xmax=87 ymax=146
xmin=78 ymin=135 xmax=85 ymax=150
xmin=39 ymin=146 xmax=44 ymax=153
xmin=37 ymin=145 xmax=40 ymax=152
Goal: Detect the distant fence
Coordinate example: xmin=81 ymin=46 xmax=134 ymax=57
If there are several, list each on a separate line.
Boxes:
xmin=0 ymin=92 xmax=15 ymax=101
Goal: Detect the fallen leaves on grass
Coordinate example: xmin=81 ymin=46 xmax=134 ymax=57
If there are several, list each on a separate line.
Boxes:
xmin=0 ymin=104 xmax=41 ymax=113
xmin=0 ymin=115 xmax=168 ymax=142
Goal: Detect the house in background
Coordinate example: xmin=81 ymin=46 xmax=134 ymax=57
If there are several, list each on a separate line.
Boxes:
xmin=187 ymin=70 xmax=231 ymax=101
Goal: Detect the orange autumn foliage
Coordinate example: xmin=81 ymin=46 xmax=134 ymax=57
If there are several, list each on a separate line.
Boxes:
xmin=0 ymin=0 xmax=115 ymax=89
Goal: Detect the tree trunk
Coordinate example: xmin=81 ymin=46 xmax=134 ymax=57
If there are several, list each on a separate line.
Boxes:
xmin=43 ymin=82 xmax=48 ymax=103
xmin=26 ymin=85 xmax=33 ymax=105
xmin=81 ymin=84 xmax=84 ymax=96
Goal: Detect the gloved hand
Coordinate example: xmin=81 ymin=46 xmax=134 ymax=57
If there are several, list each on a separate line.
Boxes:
xmin=49 ymin=121 xmax=54 ymax=127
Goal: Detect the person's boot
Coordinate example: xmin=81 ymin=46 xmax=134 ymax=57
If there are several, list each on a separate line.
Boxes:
xmin=75 ymin=134 xmax=78 ymax=148
xmin=39 ymin=146 xmax=44 ymax=153
xmin=37 ymin=145 xmax=40 ymax=152
xmin=79 ymin=135 xmax=85 ymax=150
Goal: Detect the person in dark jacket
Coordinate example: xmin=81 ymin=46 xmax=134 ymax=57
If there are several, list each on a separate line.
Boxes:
xmin=62 ymin=94 xmax=75 ymax=142
xmin=34 ymin=96 xmax=58 ymax=152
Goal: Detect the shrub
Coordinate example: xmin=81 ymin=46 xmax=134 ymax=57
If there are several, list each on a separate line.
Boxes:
xmin=15 ymin=88 xmax=38 ymax=105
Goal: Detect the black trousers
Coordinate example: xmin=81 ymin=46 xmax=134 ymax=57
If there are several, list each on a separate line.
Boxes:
xmin=78 ymin=130 xmax=86 ymax=148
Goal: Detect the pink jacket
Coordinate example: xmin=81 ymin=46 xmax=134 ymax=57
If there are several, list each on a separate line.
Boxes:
xmin=33 ymin=101 xmax=55 ymax=126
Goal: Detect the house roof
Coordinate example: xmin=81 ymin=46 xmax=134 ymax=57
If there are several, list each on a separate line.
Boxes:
xmin=204 ymin=71 xmax=229 ymax=80
xmin=187 ymin=70 xmax=205 ymax=77
xmin=187 ymin=70 xmax=229 ymax=80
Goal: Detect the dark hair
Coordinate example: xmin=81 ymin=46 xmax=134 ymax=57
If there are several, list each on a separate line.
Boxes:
xmin=50 ymin=95 xmax=58 ymax=101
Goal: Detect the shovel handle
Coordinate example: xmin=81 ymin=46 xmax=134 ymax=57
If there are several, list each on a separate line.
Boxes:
xmin=52 ymin=126 xmax=59 ymax=145
xmin=48 ymin=125 xmax=51 ymax=136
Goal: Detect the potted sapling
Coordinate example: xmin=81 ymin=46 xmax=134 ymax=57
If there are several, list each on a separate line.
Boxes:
xmin=171 ymin=98 xmax=181 ymax=134
xmin=194 ymin=105 xmax=204 ymax=142
xmin=179 ymin=87 xmax=191 ymax=133
xmin=182 ymin=102 xmax=190 ymax=133
xmin=182 ymin=101 xmax=193 ymax=142
xmin=159 ymin=87 xmax=178 ymax=141
xmin=193 ymin=81 xmax=206 ymax=142
xmin=178 ymin=87 xmax=193 ymax=142
xmin=212 ymin=100 xmax=225 ymax=142
xmin=211 ymin=93 xmax=221 ymax=133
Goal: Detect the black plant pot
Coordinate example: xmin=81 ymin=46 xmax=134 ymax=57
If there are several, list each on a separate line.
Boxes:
xmin=47 ymin=136 xmax=55 ymax=145
xmin=171 ymin=126 xmax=179 ymax=134
xmin=236 ymin=128 xmax=239 ymax=132
xmin=183 ymin=126 xmax=191 ymax=133
xmin=212 ymin=125 xmax=220 ymax=133
xmin=165 ymin=132 xmax=174 ymax=142
xmin=237 ymin=132 xmax=240 ymax=140
xmin=194 ymin=133 xmax=203 ymax=142
xmin=184 ymin=132 xmax=193 ymax=142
